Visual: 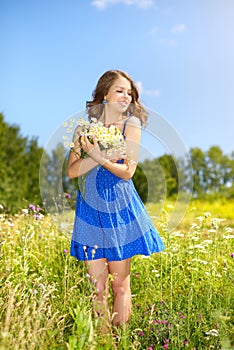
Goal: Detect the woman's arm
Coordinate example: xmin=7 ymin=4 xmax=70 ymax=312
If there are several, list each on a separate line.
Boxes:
xmin=67 ymin=127 xmax=99 ymax=179
xmin=67 ymin=150 xmax=99 ymax=179
xmin=81 ymin=116 xmax=141 ymax=181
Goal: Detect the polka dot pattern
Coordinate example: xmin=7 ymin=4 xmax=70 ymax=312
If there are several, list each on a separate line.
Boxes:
xmin=70 ymin=166 xmax=165 ymax=262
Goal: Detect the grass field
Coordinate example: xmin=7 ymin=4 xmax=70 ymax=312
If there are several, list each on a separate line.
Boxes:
xmin=0 ymin=199 xmax=234 ymax=349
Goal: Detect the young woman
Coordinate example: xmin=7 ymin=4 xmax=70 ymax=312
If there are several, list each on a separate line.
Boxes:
xmin=67 ymin=69 xmax=165 ymax=328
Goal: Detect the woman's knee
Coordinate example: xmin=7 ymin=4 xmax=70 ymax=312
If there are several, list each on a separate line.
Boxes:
xmin=112 ymin=276 xmax=130 ymax=297
xmin=95 ymin=280 xmax=107 ymax=297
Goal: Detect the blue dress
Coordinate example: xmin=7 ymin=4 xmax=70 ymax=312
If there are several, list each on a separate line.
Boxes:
xmin=70 ymin=119 xmax=165 ymax=261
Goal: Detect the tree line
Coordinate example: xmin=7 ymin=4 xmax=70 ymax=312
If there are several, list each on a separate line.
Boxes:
xmin=1 ymin=113 xmax=234 ymax=213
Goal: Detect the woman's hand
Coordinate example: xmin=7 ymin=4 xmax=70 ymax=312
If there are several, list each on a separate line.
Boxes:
xmin=80 ymin=135 xmax=127 ymax=164
xmin=103 ymin=149 xmax=127 ymax=163
xmin=80 ymin=135 xmax=103 ymax=163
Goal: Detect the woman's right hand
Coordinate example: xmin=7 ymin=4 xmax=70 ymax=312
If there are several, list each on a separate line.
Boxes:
xmin=102 ymin=149 xmax=127 ymax=163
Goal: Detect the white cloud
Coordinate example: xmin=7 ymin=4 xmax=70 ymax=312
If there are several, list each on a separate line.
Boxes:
xmin=171 ymin=24 xmax=187 ymax=34
xmin=136 ymin=81 xmax=160 ymax=98
xmin=91 ymin=0 xmax=155 ymax=10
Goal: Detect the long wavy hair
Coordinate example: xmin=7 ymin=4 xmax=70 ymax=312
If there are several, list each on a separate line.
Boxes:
xmin=86 ymin=70 xmax=149 ymax=126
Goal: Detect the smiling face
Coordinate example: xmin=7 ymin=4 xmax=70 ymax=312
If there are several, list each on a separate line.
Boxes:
xmin=104 ymin=76 xmax=132 ymax=113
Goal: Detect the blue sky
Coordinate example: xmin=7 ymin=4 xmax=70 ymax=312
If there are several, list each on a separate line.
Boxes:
xmin=1 ymin=0 xmax=234 ymax=157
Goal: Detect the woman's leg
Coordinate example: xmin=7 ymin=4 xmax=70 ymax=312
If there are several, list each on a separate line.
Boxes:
xmin=108 ymin=258 xmax=132 ymax=326
xmin=85 ymin=258 xmax=110 ymax=331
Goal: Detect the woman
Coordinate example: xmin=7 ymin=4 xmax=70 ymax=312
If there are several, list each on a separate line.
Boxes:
xmin=67 ymin=70 xmax=165 ymax=328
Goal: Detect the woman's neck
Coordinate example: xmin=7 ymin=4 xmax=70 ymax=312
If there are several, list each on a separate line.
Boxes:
xmin=103 ymin=109 xmax=124 ymax=126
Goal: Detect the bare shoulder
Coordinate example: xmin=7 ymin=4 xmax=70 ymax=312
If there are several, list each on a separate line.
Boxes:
xmin=128 ymin=116 xmax=141 ymax=127
xmin=126 ymin=116 xmax=141 ymax=133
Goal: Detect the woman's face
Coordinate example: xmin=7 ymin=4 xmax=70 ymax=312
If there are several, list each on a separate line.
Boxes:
xmin=104 ymin=76 xmax=132 ymax=113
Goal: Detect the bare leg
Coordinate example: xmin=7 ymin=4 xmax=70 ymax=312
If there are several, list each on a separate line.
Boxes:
xmin=108 ymin=258 xmax=132 ymax=326
xmin=85 ymin=258 xmax=110 ymax=332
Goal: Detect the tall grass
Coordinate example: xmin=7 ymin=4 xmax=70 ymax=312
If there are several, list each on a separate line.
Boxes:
xmin=0 ymin=200 xmax=234 ymax=349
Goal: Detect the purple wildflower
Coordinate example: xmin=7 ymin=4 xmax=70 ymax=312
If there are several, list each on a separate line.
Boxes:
xmin=65 ymin=193 xmax=71 ymax=199
xmin=29 ymin=203 xmax=35 ymax=211
xmin=139 ymin=331 xmax=144 ymax=336
xmin=230 ymin=253 xmax=234 ymax=258
xmin=34 ymin=213 xmax=43 ymax=220
xmin=63 ymin=249 xmax=69 ymax=254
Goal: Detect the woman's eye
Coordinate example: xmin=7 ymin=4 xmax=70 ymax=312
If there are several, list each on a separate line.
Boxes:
xmin=117 ymin=90 xmax=122 ymax=93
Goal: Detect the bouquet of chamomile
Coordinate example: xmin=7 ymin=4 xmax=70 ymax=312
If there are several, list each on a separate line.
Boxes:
xmin=63 ymin=117 xmax=127 ymax=159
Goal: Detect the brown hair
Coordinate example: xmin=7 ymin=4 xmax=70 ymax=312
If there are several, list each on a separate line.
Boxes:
xmin=86 ymin=70 xmax=148 ymax=126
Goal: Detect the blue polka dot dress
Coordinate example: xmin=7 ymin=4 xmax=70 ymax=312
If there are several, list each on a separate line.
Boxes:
xmin=70 ymin=119 xmax=165 ymax=261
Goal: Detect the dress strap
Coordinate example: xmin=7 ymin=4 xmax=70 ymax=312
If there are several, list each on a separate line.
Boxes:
xmin=122 ymin=116 xmax=132 ymax=136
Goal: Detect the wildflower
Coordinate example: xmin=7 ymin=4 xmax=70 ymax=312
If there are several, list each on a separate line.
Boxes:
xmin=29 ymin=203 xmax=36 ymax=211
xmin=83 ymin=245 xmax=88 ymax=259
xmin=230 ymin=253 xmax=234 ymax=258
xmin=184 ymin=339 xmax=189 ymax=346
xmin=34 ymin=213 xmax=44 ymax=220
xmin=163 ymin=344 xmax=169 ymax=349
xmin=65 ymin=193 xmax=71 ymax=199
xmin=205 ymin=329 xmax=219 ymax=337
xmin=139 ymin=331 xmax=144 ymax=336
xmin=90 ymin=117 xmax=98 ymax=123
xmin=225 ymin=227 xmax=233 ymax=233
xmin=63 ymin=249 xmax=69 ymax=254
xmin=196 ymin=216 xmax=204 ymax=222
xmin=91 ymin=249 xmax=96 ymax=258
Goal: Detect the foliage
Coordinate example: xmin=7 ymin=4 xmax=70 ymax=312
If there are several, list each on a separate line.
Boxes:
xmin=0 ymin=113 xmax=43 ymax=212
xmin=0 ymin=200 xmax=234 ymax=349
xmin=1 ymin=113 xmax=234 ymax=213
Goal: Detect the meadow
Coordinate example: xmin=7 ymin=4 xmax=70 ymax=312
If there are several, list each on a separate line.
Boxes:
xmin=0 ymin=199 xmax=234 ymax=350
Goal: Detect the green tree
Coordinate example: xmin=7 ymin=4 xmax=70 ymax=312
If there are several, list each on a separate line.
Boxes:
xmin=0 ymin=113 xmax=43 ymax=212
xmin=189 ymin=148 xmax=207 ymax=197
